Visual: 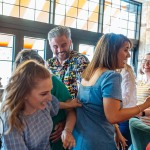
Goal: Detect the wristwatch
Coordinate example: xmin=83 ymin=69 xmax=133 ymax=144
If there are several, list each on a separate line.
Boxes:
xmin=142 ymin=111 xmax=145 ymax=117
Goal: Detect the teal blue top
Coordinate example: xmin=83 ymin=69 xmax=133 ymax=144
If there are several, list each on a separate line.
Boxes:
xmin=72 ymin=71 xmax=122 ymax=150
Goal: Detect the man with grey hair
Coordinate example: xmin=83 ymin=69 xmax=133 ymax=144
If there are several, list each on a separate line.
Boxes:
xmin=47 ymin=26 xmax=89 ymax=98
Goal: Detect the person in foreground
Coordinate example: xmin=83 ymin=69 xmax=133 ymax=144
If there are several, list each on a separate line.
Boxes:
xmin=119 ymin=64 xmax=137 ymax=149
xmin=70 ymin=33 xmax=150 ymax=150
xmin=14 ymin=49 xmax=80 ymax=150
xmin=129 ymin=53 xmax=150 ymax=150
xmin=1 ymin=60 xmax=59 ymax=150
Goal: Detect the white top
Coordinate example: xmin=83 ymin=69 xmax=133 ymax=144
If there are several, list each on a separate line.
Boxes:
xmin=121 ymin=69 xmax=137 ymax=108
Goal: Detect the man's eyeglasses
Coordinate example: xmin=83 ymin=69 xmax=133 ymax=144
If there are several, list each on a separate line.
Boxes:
xmin=141 ymin=59 xmax=150 ymax=64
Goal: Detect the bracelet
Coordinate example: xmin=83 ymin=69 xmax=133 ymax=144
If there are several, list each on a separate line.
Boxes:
xmin=64 ymin=128 xmax=72 ymax=134
xmin=136 ymin=105 xmax=142 ymax=113
xmin=142 ymin=111 xmax=146 ymax=117
xmin=114 ymin=124 xmax=119 ymax=128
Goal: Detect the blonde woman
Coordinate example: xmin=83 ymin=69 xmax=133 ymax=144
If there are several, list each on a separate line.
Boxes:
xmin=119 ymin=64 xmax=137 ymax=149
xmin=129 ymin=53 xmax=150 ymax=150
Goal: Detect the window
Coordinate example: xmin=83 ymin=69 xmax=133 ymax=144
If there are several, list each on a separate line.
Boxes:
xmin=0 ymin=0 xmax=50 ymax=23
xmin=103 ymin=0 xmax=141 ymax=39
xmin=0 ymin=33 xmax=14 ymax=86
xmin=79 ymin=44 xmax=95 ymax=61
xmin=54 ymin=0 xmax=101 ymax=32
xmin=23 ymin=36 xmax=46 ymax=59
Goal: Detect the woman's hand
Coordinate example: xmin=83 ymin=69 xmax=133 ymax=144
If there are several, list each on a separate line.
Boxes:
xmin=61 ymin=129 xmax=76 ymax=149
xmin=114 ymin=124 xmax=128 ymax=150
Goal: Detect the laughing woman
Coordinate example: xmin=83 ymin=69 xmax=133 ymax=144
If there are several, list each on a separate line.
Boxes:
xmin=1 ymin=60 xmax=59 ymax=150
xmin=70 ymin=33 xmax=150 ymax=150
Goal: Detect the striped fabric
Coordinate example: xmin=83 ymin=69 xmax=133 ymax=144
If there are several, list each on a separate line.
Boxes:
xmin=136 ymin=80 xmax=150 ymax=105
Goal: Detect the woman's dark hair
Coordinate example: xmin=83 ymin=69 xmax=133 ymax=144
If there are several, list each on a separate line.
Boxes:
xmin=82 ymin=33 xmax=132 ymax=81
xmin=15 ymin=49 xmax=45 ymax=68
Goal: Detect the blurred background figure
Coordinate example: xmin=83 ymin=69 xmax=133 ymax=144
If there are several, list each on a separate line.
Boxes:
xmin=119 ymin=64 xmax=137 ymax=150
xmin=129 ymin=53 xmax=150 ymax=150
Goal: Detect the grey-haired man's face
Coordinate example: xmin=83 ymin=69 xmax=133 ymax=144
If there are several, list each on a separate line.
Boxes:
xmin=49 ymin=35 xmax=72 ymax=62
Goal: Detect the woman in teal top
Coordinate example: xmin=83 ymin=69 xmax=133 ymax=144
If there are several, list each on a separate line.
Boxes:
xmin=50 ymin=75 xmax=72 ymax=150
xmin=71 ymin=33 xmax=150 ymax=150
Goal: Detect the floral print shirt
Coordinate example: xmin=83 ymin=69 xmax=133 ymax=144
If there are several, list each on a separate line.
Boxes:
xmin=47 ymin=50 xmax=89 ymax=98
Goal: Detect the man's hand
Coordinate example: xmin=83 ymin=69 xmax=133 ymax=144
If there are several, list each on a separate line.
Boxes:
xmin=50 ymin=121 xmax=65 ymax=143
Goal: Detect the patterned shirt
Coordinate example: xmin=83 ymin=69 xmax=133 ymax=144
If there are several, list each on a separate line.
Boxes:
xmin=47 ymin=50 xmax=89 ymax=98
xmin=1 ymin=95 xmax=59 ymax=150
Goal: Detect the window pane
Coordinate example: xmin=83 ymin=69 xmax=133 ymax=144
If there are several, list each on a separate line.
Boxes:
xmin=54 ymin=0 xmax=99 ymax=32
xmin=128 ymin=30 xmax=134 ymax=39
xmin=0 ymin=61 xmax=12 ymax=86
xmin=121 ymin=20 xmax=128 ymax=29
xmin=77 ymin=20 xmax=87 ymax=30
xmin=0 ymin=47 xmax=12 ymax=61
xmin=3 ymin=3 xmax=19 ymax=17
xmin=0 ymin=33 xmax=14 ymax=47
xmin=56 ymin=0 xmax=66 ymax=5
xmin=0 ymin=3 xmax=2 ymax=14
xmin=103 ymin=0 xmax=141 ymax=39
xmin=35 ymin=0 xmax=50 ymax=11
xmin=103 ymin=15 xmax=111 ymax=25
xmin=24 ymin=37 xmax=46 ymax=58
xmin=89 ymin=1 xmax=99 ymax=13
xmin=55 ymin=14 xmax=65 ymax=26
xmin=35 ymin=10 xmax=49 ymax=23
xmin=20 ymin=0 xmax=35 ymax=9
xmin=129 ymin=13 xmax=136 ymax=22
xmin=120 ymin=10 xmax=128 ymax=20
xmin=88 ymin=22 xmax=98 ymax=32
xmin=128 ymin=22 xmax=135 ymax=30
xmin=0 ymin=33 xmax=14 ymax=87
xmin=66 ymin=17 xmax=77 ymax=28
xmin=66 ymin=6 xmax=77 ymax=17
xmin=3 ymin=0 xmax=19 ymax=5
xmin=79 ymin=44 xmax=95 ymax=62
xmin=55 ymin=3 xmax=65 ymax=15
xmin=78 ymin=0 xmax=88 ymax=10
xmin=78 ymin=9 xmax=88 ymax=20
xmin=88 ymin=12 xmax=98 ymax=22
xmin=66 ymin=0 xmax=78 ymax=7
xmin=20 ymin=7 xmax=34 ymax=20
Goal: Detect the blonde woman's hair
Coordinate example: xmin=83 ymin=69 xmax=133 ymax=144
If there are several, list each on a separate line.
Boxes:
xmin=1 ymin=60 xmax=51 ymax=133
xmin=121 ymin=64 xmax=136 ymax=82
xmin=82 ymin=33 xmax=132 ymax=81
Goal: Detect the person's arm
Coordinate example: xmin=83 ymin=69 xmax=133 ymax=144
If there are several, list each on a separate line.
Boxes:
xmin=60 ymin=99 xmax=82 ymax=109
xmin=50 ymin=75 xmax=77 ymax=144
xmin=102 ymin=72 xmax=150 ymax=124
xmin=114 ymin=124 xmax=127 ymax=150
xmin=61 ymin=108 xmax=76 ymax=149
xmin=2 ymin=128 xmax=28 ymax=150
xmin=104 ymin=97 xmax=150 ymax=124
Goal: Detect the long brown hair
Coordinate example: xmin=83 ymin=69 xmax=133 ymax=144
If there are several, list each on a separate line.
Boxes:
xmin=82 ymin=33 xmax=132 ymax=81
xmin=1 ymin=60 xmax=51 ymax=133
